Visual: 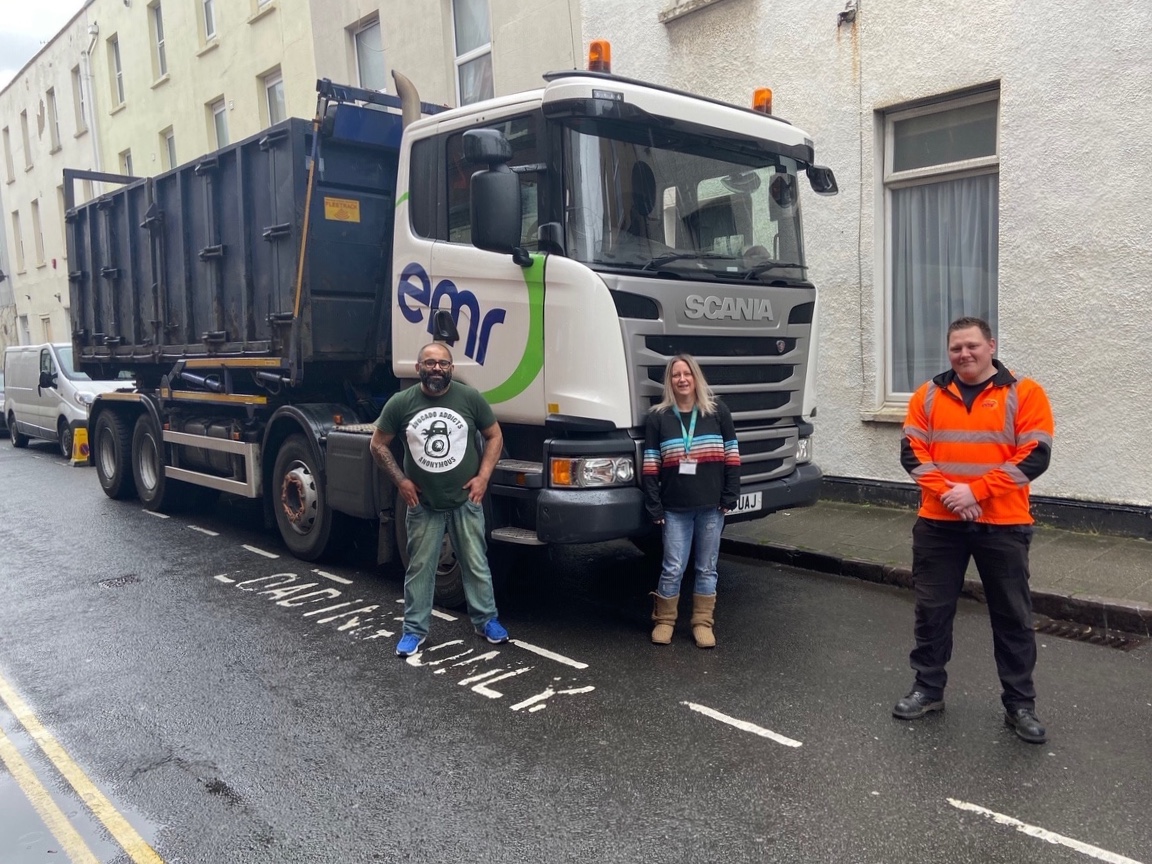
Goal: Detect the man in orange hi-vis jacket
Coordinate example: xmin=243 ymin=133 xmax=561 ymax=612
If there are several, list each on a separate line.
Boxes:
xmin=892 ymin=317 xmax=1055 ymax=744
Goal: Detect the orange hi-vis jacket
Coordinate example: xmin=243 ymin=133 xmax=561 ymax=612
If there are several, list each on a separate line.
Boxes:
xmin=901 ymin=361 xmax=1054 ymax=525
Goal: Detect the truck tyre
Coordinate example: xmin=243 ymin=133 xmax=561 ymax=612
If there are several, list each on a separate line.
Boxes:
xmin=9 ymin=413 xmax=28 ymax=448
xmin=132 ymin=414 xmax=182 ymax=512
xmin=394 ymin=491 xmax=467 ymax=609
xmin=93 ymin=411 xmax=137 ymax=500
xmin=58 ymin=418 xmax=74 ymax=460
xmin=273 ymin=434 xmax=340 ymax=561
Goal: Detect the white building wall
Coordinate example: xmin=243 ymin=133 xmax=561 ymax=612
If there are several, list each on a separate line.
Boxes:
xmin=0 ymin=5 xmax=98 ymax=350
xmin=580 ymin=0 xmax=1152 ymax=507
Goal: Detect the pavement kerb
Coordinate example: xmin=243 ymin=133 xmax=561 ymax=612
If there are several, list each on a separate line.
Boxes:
xmin=720 ymin=537 xmax=1152 ymax=639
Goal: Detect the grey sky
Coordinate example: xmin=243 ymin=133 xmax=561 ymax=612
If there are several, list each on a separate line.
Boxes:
xmin=1 ymin=0 xmax=87 ymax=91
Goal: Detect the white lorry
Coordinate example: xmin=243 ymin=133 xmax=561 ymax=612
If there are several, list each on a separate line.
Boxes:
xmin=68 ymin=45 xmax=837 ymax=604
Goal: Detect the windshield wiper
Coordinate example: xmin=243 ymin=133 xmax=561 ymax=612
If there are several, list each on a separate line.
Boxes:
xmin=742 ymin=261 xmax=807 ymax=280
xmin=641 ymin=252 xmax=732 ymax=271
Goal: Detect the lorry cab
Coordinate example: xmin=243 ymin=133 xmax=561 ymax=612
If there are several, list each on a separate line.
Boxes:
xmin=4 ymin=343 xmax=130 ymax=458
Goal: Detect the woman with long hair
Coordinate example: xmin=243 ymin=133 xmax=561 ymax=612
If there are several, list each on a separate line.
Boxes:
xmin=642 ymin=354 xmax=740 ymax=647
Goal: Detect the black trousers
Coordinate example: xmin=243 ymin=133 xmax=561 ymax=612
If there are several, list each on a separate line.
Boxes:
xmin=909 ymin=518 xmax=1037 ymax=711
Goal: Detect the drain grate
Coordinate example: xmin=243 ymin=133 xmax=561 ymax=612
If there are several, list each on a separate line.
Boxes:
xmin=1034 ymin=616 xmax=1148 ymax=652
xmin=97 ymin=574 xmax=141 ymax=589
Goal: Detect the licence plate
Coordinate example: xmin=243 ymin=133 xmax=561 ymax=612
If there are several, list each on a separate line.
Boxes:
xmin=728 ymin=491 xmax=762 ymax=517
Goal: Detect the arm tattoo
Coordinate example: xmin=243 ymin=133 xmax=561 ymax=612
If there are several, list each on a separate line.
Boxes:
xmin=371 ymin=438 xmax=407 ymax=487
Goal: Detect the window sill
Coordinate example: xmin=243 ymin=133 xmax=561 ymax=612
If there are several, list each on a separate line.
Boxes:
xmin=196 ymin=39 xmax=219 ymax=57
xmin=50 ymin=145 xmax=61 ymax=155
xmin=74 ymin=128 xmax=88 ymax=139
xmin=659 ymin=0 xmax=731 ymax=23
xmin=35 ymin=262 xmax=47 ymax=270
xmin=109 ymin=103 xmax=127 ymax=116
xmin=24 ymin=164 xmax=34 ymax=173
xmin=151 ymin=74 xmax=171 ymax=90
xmin=860 ymin=404 xmax=908 ymax=424
xmin=5 ymin=177 xmax=13 ymax=185
xmin=247 ymin=2 xmax=277 ymax=25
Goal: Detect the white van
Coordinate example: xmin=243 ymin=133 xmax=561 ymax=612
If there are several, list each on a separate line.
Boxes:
xmin=3 ymin=343 xmax=131 ymax=458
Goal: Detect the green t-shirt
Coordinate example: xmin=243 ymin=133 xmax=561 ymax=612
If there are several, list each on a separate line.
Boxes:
xmin=375 ymin=381 xmax=497 ymax=510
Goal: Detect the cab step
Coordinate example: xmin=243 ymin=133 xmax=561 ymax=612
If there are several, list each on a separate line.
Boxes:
xmin=490 ymin=527 xmax=546 ymax=546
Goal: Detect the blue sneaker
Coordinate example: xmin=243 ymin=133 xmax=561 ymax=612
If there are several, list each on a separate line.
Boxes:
xmin=476 ymin=619 xmax=509 ymax=644
xmin=395 ymin=633 xmax=426 ymax=657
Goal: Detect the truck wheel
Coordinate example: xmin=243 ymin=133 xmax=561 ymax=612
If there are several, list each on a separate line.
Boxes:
xmin=9 ymin=413 xmax=28 ymax=448
xmin=93 ymin=411 xmax=137 ymax=500
xmin=58 ymin=418 xmax=74 ymax=460
xmin=132 ymin=414 xmax=182 ymax=512
xmin=394 ymin=492 xmax=467 ymax=609
xmin=273 ymin=434 xmax=340 ymax=561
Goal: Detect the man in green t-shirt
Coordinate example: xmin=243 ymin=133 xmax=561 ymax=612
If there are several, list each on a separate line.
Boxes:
xmin=370 ymin=342 xmax=509 ymax=657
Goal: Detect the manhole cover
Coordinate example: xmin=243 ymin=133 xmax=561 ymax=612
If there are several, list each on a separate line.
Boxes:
xmin=98 ymin=574 xmax=141 ymax=589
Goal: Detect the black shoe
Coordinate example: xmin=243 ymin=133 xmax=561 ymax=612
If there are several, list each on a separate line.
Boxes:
xmin=892 ymin=690 xmax=945 ymax=720
xmin=1005 ymin=708 xmax=1047 ymax=744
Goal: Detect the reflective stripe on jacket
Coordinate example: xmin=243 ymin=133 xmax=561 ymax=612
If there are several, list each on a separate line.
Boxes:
xmin=901 ymin=361 xmax=1054 ymax=525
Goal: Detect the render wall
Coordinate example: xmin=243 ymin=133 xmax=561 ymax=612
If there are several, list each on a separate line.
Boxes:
xmin=580 ymin=0 xmax=1152 ymax=506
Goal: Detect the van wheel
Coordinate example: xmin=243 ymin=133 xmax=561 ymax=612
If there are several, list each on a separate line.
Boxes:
xmin=394 ymin=491 xmax=466 ymax=609
xmin=132 ymin=414 xmax=183 ymax=511
xmin=93 ymin=411 xmax=137 ymax=500
xmin=9 ymin=413 xmax=28 ymax=448
xmin=273 ymin=434 xmax=342 ymax=560
xmin=58 ymin=419 xmax=74 ymax=460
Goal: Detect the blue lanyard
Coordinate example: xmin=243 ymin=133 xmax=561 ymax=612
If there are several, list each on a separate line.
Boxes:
xmin=677 ymin=406 xmax=698 ymax=460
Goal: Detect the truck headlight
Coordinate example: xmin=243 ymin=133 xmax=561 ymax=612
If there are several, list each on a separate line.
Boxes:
xmin=796 ymin=436 xmax=813 ymax=464
xmin=550 ymin=456 xmax=635 ymax=488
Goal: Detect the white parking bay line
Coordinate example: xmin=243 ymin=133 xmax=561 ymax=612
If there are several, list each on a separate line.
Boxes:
xmin=432 ymin=610 xmax=457 ymax=621
xmin=143 ymin=510 xmax=170 ymax=519
xmin=242 ymin=544 xmax=279 ymax=559
xmin=313 ymin=568 xmax=352 ymax=586
xmin=188 ymin=525 xmax=219 ymax=536
xmin=681 ymin=701 xmax=802 ymax=748
xmin=947 ymin=799 xmax=1145 ymax=864
xmin=510 ymin=640 xmax=588 ymax=670
xmin=214 ymin=575 xmax=236 ymax=584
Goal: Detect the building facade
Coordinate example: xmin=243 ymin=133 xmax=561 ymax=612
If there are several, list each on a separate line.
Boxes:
xmin=582 ymin=0 xmax=1152 ymax=509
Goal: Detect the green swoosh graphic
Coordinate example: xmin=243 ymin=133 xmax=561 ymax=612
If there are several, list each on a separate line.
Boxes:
xmin=395 ymin=191 xmax=409 ymax=207
xmin=481 ymin=254 xmax=545 ymax=404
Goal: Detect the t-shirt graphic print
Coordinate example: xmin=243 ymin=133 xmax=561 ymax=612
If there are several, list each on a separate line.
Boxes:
xmin=407 ymin=407 xmax=470 ymax=473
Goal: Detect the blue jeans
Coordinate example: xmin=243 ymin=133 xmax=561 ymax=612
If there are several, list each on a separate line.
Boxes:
xmin=403 ymin=499 xmax=499 ymax=637
xmin=657 ymin=506 xmax=723 ymax=598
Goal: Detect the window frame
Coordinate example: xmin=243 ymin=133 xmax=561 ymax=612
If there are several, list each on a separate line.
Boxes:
xmin=352 ymin=19 xmax=386 ymax=91
xmin=30 ymin=199 xmax=45 ymax=267
xmin=11 ymin=210 xmax=25 ymax=273
xmin=203 ymin=0 xmax=217 ymax=40
xmin=120 ymin=149 xmax=134 ymax=176
xmin=881 ymin=88 xmax=1001 ymax=403
xmin=46 ymin=88 xmax=61 ymax=152
xmin=151 ymin=2 xmax=168 ymax=79
xmin=19 ymin=111 xmax=32 ymax=169
xmin=71 ymin=66 xmax=88 ymax=134
xmin=2 ymin=127 xmax=13 ymax=182
xmin=109 ymin=35 xmax=125 ymax=105
xmin=210 ymin=98 xmax=229 ymax=148
xmin=451 ymin=0 xmax=493 ymax=106
xmin=263 ymin=70 xmax=286 ymax=126
xmin=161 ymin=127 xmax=177 ymax=170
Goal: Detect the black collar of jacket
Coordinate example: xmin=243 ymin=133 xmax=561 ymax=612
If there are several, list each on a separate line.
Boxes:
xmin=932 ymin=358 xmax=1017 ymax=390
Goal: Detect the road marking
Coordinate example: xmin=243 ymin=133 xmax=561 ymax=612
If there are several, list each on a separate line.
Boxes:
xmin=313 ymin=568 xmax=352 ymax=585
xmin=143 ymin=511 xmax=170 ymax=519
xmin=947 ymin=799 xmax=1145 ymax=864
xmin=0 ymin=673 xmax=165 ymax=863
xmin=681 ymin=701 xmax=802 ymax=748
xmin=242 ymin=544 xmax=279 ymax=558
xmin=214 ymin=575 xmax=236 ymax=584
xmin=0 ymin=725 xmax=100 ymax=864
xmin=393 ymin=597 xmax=457 ymax=621
xmin=187 ymin=525 xmax=219 ymax=536
xmin=510 ymin=640 xmax=589 ymax=670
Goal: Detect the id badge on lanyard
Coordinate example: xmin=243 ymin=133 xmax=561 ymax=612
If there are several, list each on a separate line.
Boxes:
xmin=678 ymin=407 xmax=698 ymax=475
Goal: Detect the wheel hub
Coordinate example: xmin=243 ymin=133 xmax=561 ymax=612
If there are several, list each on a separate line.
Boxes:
xmin=281 ymin=463 xmax=318 ymax=535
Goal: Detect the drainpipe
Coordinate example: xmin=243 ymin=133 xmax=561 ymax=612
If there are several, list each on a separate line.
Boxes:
xmin=81 ymin=20 xmax=103 ymax=193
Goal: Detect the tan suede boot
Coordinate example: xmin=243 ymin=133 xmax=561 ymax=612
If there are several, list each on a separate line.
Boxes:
xmin=651 ymin=593 xmax=679 ymax=644
xmin=691 ymin=593 xmax=717 ymax=648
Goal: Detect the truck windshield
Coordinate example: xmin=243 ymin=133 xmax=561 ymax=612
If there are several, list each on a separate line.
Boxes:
xmin=562 ymin=126 xmax=805 ymax=281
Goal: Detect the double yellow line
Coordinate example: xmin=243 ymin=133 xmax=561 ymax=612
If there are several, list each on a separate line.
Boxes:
xmin=0 ymin=672 xmax=163 ymax=863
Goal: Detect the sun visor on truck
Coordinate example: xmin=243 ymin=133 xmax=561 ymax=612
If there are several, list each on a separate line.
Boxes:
xmin=540 ymin=71 xmax=816 ymax=167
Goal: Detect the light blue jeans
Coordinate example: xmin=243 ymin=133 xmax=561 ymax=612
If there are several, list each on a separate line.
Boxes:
xmin=403 ymin=499 xmax=499 ymax=637
xmin=657 ymin=506 xmax=723 ymax=598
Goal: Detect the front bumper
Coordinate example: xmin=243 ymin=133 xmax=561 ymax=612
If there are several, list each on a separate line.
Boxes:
xmin=724 ymin=462 xmax=823 ymax=525
xmin=534 ymin=486 xmax=647 ymax=544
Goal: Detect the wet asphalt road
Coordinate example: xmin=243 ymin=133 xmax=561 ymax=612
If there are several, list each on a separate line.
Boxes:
xmin=1 ymin=439 xmax=1150 ymax=864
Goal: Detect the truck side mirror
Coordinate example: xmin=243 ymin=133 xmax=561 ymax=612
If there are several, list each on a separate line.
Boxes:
xmin=464 ymin=129 xmax=531 ymax=267
xmin=806 ymin=165 xmax=839 ymax=196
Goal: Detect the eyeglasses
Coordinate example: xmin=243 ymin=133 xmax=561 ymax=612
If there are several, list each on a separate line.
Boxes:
xmin=420 ymin=359 xmax=453 ymax=370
